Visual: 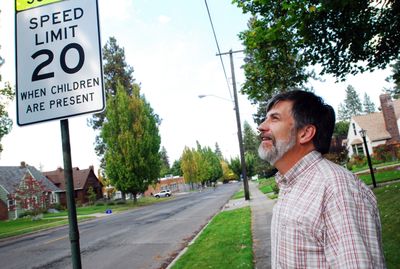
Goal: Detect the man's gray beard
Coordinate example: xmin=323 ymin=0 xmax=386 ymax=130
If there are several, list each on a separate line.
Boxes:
xmin=258 ymin=132 xmax=296 ymax=165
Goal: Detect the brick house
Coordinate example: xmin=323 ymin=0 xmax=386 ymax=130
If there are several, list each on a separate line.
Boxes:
xmin=43 ymin=166 xmax=103 ymax=206
xmin=347 ymin=94 xmax=400 ymax=157
xmin=0 ymin=163 xmax=60 ymax=220
xmin=144 ymin=176 xmax=190 ymax=196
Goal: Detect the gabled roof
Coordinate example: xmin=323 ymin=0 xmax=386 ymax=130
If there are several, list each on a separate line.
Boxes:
xmin=352 ymin=98 xmax=400 ymax=142
xmin=43 ymin=167 xmax=97 ymax=191
xmin=0 ymin=165 xmax=61 ymax=193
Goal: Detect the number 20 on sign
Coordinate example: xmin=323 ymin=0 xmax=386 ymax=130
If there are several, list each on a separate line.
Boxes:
xmin=15 ymin=0 xmax=105 ymax=126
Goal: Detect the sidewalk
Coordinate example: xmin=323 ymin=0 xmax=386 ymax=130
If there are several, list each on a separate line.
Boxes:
xmin=223 ymin=181 xmax=276 ymax=269
xmin=249 ymin=181 xmax=276 ymax=269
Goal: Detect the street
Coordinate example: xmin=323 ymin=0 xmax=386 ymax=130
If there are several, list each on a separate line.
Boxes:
xmin=0 ymin=183 xmax=240 ymax=269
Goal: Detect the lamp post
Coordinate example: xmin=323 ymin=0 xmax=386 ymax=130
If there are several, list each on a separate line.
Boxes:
xmin=359 ymin=129 xmax=377 ymax=188
xmin=198 ymin=91 xmax=250 ymax=201
xmin=198 ymin=94 xmax=233 ymax=103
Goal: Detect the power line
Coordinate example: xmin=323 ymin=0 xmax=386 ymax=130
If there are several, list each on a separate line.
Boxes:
xmin=203 ymin=0 xmax=233 ymax=100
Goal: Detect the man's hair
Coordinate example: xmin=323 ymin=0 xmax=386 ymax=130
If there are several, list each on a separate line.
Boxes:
xmin=266 ymin=90 xmax=335 ymax=154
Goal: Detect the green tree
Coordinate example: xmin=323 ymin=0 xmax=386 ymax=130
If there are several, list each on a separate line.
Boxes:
xmin=181 ymin=147 xmax=198 ymax=189
xmin=159 ymin=146 xmax=170 ymax=177
xmin=363 ymin=92 xmax=376 ymax=114
xmin=89 ymin=37 xmax=135 ymax=169
xmin=194 ymin=142 xmax=223 ymax=185
xmin=170 ymin=159 xmax=182 ymax=176
xmin=101 ymin=83 xmax=161 ymax=202
xmin=245 ymin=152 xmax=256 ymax=178
xmin=0 ymin=43 xmax=14 ymax=153
xmin=333 ymin=121 xmax=350 ymax=138
xmin=221 ymin=160 xmax=237 ymax=182
xmin=202 ymin=146 xmax=223 ymax=184
xmin=235 ymin=15 xmax=314 ymax=103
xmin=214 ymin=142 xmax=223 ymax=160
xmin=385 ymin=59 xmax=400 ymax=99
xmin=338 ymin=85 xmax=363 ymax=121
xmin=242 ymin=121 xmax=272 ymax=176
xmin=233 ymin=0 xmax=400 ymax=101
xmin=229 ymin=157 xmax=242 ymax=180
xmin=86 ymin=186 xmax=97 ymax=205
xmin=243 ymin=121 xmax=258 ymax=155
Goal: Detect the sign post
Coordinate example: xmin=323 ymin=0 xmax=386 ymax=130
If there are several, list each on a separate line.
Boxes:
xmin=15 ymin=1 xmax=104 ymax=268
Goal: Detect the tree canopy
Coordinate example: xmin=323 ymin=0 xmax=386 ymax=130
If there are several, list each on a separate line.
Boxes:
xmin=89 ymin=37 xmax=135 ymax=169
xmin=180 ymin=142 xmax=223 ymax=187
xmin=363 ymin=92 xmax=376 ymax=114
xmin=159 ymin=146 xmax=170 ymax=178
xmin=337 ymin=85 xmax=363 ymax=121
xmin=233 ymin=0 xmax=400 ymax=102
xmin=0 ymin=42 xmax=14 ymax=154
xmin=101 ymin=83 xmax=161 ymax=201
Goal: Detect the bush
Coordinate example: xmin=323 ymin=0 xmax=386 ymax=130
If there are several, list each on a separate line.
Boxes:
xmin=107 ymin=201 xmax=115 ymax=206
xmin=18 ymin=208 xmax=47 ymax=219
xmin=95 ymin=202 xmax=105 ymax=206
xmin=116 ymin=200 xmax=126 ymax=205
xmin=347 ymin=155 xmax=367 ymax=170
xmin=373 ymin=144 xmax=400 ymax=162
xmin=272 ymin=183 xmax=279 ymax=194
xmin=50 ymin=203 xmax=65 ymax=211
xmin=75 ymin=200 xmax=83 ymax=208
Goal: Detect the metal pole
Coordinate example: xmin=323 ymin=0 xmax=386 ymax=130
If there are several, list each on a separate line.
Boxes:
xmin=362 ymin=135 xmax=377 ymax=188
xmin=60 ymin=119 xmax=82 ymax=269
xmin=229 ymin=50 xmax=250 ymax=200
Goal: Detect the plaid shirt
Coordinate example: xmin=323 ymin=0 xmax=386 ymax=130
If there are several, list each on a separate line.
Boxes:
xmin=271 ymin=151 xmax=386 ymax=268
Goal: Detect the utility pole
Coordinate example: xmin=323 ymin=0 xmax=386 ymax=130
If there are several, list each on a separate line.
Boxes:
xmin=217 ymin=49 xmax=250 ymax=201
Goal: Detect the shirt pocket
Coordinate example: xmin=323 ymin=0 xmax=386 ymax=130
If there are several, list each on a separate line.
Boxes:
xmin=279 ymin=217 xmax=324 ymax=256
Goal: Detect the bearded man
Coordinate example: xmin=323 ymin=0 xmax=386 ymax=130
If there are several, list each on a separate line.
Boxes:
xmin=258 ymin=90 xmax=386 ymax=268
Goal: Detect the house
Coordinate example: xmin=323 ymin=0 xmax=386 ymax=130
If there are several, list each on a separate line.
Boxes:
xmin=43 ymin=165 xmax=103 ymax=206
xmin=144 ymin=175 xmax=190 ymax=197
xmin=0 ymin=162 xmax=61 ymax=220
xmin=347 ymin=94 xmax=400 ymax=157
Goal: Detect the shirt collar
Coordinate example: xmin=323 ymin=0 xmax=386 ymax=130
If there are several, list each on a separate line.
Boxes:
xmin=275 ymin=151 xmax=322 ymax=189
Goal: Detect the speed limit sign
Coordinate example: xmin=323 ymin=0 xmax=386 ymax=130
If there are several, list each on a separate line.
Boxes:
xmin=15 ymin=0 xmax=105 ymax=126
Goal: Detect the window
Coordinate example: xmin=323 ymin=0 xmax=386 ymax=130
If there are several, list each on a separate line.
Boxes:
xmin=356 ymin=144 xmax=364 ymax=155
xmin=7 ymin=200 xmax=15 ymax=208
xmin=352 ymin=143 xmax=364 ymax=155
xmin=352 ymin=123 xmax=357 ymax=136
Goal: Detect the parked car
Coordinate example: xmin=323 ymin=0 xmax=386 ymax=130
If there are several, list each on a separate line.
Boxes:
xmin=154 ymin=189 xmax=171 ymax=198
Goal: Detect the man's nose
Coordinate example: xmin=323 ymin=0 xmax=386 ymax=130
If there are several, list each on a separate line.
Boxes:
xmin=258 ymin=119 xmax=269 ymax=132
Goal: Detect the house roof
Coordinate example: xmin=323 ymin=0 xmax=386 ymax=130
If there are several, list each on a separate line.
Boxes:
xmin=43 ymin=166 xmax=96 ymax=191
xmin=0 ymin=165 xmax=61 ymax=194
xmin=352 ymin=98 xmax=400 ymax=142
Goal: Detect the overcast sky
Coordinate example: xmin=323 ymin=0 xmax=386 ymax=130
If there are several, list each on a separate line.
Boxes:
xmin=0 ymin=0 xmax=393 ymax=172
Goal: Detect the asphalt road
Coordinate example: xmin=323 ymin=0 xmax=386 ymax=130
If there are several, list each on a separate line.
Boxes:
xmin=0 ymin=182 xmax=240 ymax=269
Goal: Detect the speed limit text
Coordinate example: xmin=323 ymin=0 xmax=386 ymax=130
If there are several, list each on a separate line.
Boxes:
xmin=29 ymin=7 xmax=83 ymax=46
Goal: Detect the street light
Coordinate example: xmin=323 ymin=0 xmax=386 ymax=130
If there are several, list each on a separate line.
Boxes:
xmin=359 ymin=129 xmax=377 ymax=188
xmin=198 ymin=91 xmax=250 ymax=201
xmin=198 ymin=94 xmax=233 ymax=103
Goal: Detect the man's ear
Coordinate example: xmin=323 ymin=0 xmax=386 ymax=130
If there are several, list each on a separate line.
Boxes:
xmin=298 ymin=125 xmax=316 ymax=144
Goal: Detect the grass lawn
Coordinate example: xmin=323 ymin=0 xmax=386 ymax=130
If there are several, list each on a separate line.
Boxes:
xmin=232 ymin=189 xmax=246 ymax=200
xmin=374 ymin=182 xmax=400 ymax=269
xmin=0 ymin=196 xmax=168 ymax=239
xmin=358 ymin=170 xmax=400 ymax=185
xmin=170 ymin=206 xmax=253 ymax=269
xmin=351 ymin=161 xmax=400 ymax=173
xmin=0 ymin=216 xmax=93 ymax=239
xmin=258 ymin=178 xmax=278 ymax=199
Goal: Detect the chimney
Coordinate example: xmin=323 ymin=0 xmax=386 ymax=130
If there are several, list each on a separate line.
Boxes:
xmin=20 ymin=161 xmax=26 ymax=168
xmin=380 ymin=94 xmax=400 ymax=143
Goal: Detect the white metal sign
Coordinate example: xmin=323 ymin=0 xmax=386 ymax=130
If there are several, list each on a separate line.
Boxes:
xmin=15 ymin=0 xmax=105 ymax=126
